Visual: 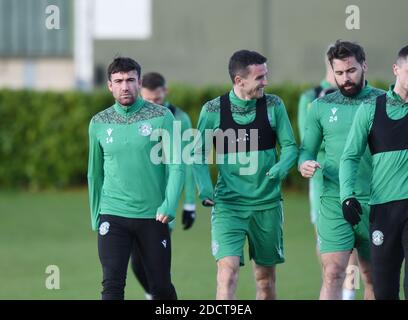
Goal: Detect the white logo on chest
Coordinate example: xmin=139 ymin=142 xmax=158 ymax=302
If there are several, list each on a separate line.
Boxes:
xmin=139 ymin=123 xmax=153 ymax=136
xmin=106 ymin=128 xmax=113 ymax=143
xmin=329 ymin=107 xmax=338 ymax=123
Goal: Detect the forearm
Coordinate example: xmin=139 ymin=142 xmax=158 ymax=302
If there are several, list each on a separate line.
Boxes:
xmin=158 ymin=111 xmax=186 ymax=219
xmin=157 ymin=164 xmax=185 ymax=219
xmin=339 ymin=157 xmax=360 ymax=202
xmin=191 ymin=106 xmax=215 ymax=201
xmin=268 ymin=144 xmax=299 ymax=180
xmin=87 ymin=175 xmax=103 ymax=231
xmin=271 ymin=101 xmax=299 ymax=178
xmin=193 ymin=163 xmax=214 ymax=201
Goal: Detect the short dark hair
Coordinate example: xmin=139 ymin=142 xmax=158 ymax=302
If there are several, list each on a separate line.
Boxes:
xmin=228 ymin=50 xmax=267 ymax=83
xmin=327 ymin=40 xmax=366 ymax=66
xmin=397 ymin=45 xmax=408 ymax=64
xmin=142 ymin=72 xmax=166 ymax=90
xmin=107 ymin=57 xmax=141 ymax=80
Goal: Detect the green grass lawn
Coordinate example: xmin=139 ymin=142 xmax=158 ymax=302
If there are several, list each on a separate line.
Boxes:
xmin=0 ymin=189 xmax=372 ymax=299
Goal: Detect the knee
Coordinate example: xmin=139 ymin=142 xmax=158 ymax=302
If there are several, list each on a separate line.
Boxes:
xmin=323 ymin=264 xmax=345 ymax=285
xmin=101 ymin=278 xmax=126 ymax=300
xmin=254 ymin=271 xmax=275 ymax=291
xmin=255 ymin=278 xmax=274 ymax=293
xmin=150 ymin=283 xmax=177 ymax=300
xmin=217 ymin=262 xmax=239 ymax=288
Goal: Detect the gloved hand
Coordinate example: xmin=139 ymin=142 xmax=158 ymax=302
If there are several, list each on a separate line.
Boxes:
xmin=182 ymin=205 xmax=196 ymax=230
xmin=342 ymin=198 xmax=362 ymax=226
xmin=182 ymin=210 xmax=196 ymax=230
xmin=202 ymin=199 xmax=214 ymax=207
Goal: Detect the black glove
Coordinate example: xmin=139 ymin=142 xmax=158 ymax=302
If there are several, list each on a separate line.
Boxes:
xmin=342 ymin=198 xmax=362 ymax=226
xmin=202 ymin=199 xmax=214 ymax=207
xmin=182 ymin=209 xmax=196 ymax=230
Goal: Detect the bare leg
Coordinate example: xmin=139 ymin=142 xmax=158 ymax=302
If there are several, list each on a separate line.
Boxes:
xmin=320 ymin=251 xmax=350 ymax=300
xmin=342 ymin=249 xmax=358 ymax=299
xmin=216 ymin=256 xmax=240 ymax=300
xmin=357 ymin=254 xmax=375 ymax=300
xmin=252 ymin=262 xmax=276 ymax=300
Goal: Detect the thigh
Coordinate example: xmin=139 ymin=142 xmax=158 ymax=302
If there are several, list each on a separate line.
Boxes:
xmin=98 ymin=214 xmax=133 ymax=280
xmin=211 ymin=206 xmax=249 ymax=265
xmin=370 ymin=202 xmax=405 ymax=295
xmin=318 ymin=197 xmax=354 ymax=254
xmin=320 ymin=251 xmax=351 ymax=274
xmin=247 ymin=204 xmax=284 ymax=266
xmin=355 ymin=202 xmax=371 ymax=262
xmin=130 ymin=237 xmax=147 ymax=276
xmin=369 ymin=202 xmax=404 ymax=264
xmin=134 ymin=219 xmax=173 ymax=280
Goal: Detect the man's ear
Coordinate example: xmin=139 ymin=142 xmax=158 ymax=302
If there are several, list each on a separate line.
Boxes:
xmin=392 ymin=63 xmax=399 ymax=77
xmin=362 ymin=61 xmax=368 ymax=73
xmin=107 ymin=80 xmax=113 ymax=93
xmin=234 ymin=75 xmax=243 ymax=87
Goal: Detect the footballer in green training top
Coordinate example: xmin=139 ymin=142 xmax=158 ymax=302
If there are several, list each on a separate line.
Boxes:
xmin=193 ymin=50 xmax=298 ymax=299
xmin=339 ymin=45 xmax=408 ymax=300
xmin=87 ymin=57 xmax=184 ymax=300
xmin=299 ymin=40 xmax=384 ymax=300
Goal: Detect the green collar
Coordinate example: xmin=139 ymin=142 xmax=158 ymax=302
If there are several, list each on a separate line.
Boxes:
xmin=114 ymin=95 xmax=144 ymax=115
xmin=354 ymin=80 xmax=371 ymax=99
xmin=388 ymin=84 xmax=408 ymax=105
xmin=229 ymin=89 xmax=257 ymax=108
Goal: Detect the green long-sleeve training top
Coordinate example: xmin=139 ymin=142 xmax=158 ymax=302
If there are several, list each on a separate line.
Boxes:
xmin=340 ymin=85 xmax=408 ymax=205
xmin=192 ymin=89 xmax=298 ymax=211
xmin=299 ymin=83 xmax=385 ymax=201
xmin=87 ymin=96 xmax=185 ymax=231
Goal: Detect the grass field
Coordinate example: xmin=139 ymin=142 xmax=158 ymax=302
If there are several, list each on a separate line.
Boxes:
xmin=0 ymin=189 xmax=371 ymax=300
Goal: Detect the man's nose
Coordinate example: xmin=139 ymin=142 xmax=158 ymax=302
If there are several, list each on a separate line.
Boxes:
xmin=121 ymin=81 xmax=130 ymax=91
xmin=343 ymin=73 xmax=352 ymax=82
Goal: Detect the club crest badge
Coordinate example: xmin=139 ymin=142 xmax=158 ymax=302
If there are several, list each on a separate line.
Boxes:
xmin=99 ymin=222 xmax=110 ymax=236
xmin=372 ymin=230 xmax=384 ymax=246
xmin=138 ymin=123 xmax=152 ymax=136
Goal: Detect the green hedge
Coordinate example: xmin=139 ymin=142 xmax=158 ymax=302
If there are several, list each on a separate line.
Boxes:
xmin=0 ymin=81 xmax=388 ymax=190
